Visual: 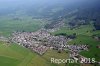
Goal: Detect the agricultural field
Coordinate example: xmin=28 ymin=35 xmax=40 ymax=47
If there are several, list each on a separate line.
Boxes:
xmin=0 ymin=41 xmax=69 ymax=66
xmin=53 ymin=24 xmax=100 ymax=66
xmin=68 ymin=35 xmax=100 ymax=61
xmin=42 ymin=50 xmax=69 ymax=66
xmin=52 ymin=25 xmax=94 ymax=36
xmin=0 ymin=15 xmax=47 ymax=36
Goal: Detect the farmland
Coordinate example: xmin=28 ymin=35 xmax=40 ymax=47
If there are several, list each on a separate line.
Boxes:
xmin=53 ymin=24 xmax=100 ymax=65
xmin=0 ymin=15 xmax=47 ymax=36
xmin=0 ymin=41 xmax=69 ymax=66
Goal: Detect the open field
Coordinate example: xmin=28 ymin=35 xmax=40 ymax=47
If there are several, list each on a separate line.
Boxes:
xmin=42 ymin=50 xmax=69 ymax=66
xmin=0 ymin=15 xmax=47 ymax=36
xmin=52 ymin=25 xmax=94 ymax=36
xmin=53 ymin=24 xmax=100 ymax=66
xmin=0 ymin=41 xmax=69 ymax=66
xmin=68 ymin=35 xmax=100 ymax=61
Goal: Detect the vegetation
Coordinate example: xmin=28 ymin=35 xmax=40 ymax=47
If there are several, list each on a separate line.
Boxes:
xmin=0 ymin=0 xmax=100 ymax=66
xmin=0 ymin=41 xmax=69 ymax=66
xmin=53 ymin=23 xmax=100 ymax=66
xmin=0 ymin=15 xmax=47 ymax=36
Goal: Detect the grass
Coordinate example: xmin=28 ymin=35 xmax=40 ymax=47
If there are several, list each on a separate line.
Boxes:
xmin=92 ymin=30 xmax=100 ymax=36
xmin=52 ymin=23 xmax=100 ymax=66
xmin=0 ymin=15 xmax=47 ymax=36
xmin=0 ymin=41 xmax=69 ymax=66
xmin=42 ymin=50 xmax=69 ymax=66
xmin=68 ymin=35 xmax=100 ymax=61
xmin=52 ymin=25 xmax=94 ymax=36
xmin=0 ymin=56 xmax=20 ymax=66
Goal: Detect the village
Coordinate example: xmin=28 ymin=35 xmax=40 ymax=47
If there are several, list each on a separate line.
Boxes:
xmin=0 ymin=29 xmax=99 ymax=64
xmin=10 ymin=29 xmax=96 ymax=64
xmin=11 ymin=29 xmax=68 ymax=55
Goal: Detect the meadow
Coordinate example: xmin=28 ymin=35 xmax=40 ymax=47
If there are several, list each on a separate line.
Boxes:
xmin=0 ymin=15 xmax=47 ymax=36
xmin=0 ymin=41 xmax=69 ymax=66
xmin=53 ymin=23 xmax=100 ymax=65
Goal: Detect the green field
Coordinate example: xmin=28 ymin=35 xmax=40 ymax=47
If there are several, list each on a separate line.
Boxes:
xmin=0 ymin=15 xmax=47 ymax=36
xmin=53 ymin=24 xmax=100 ymax=64
xmin=42 ymin=50 xmax=69 ymax=66
xmin=68 ymin=35 xmax=100 ymax=61
xmin=52 ymin=25 xmax=94 ymax=36
xmin=0 ymin=41 xmax=69 ymax=66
